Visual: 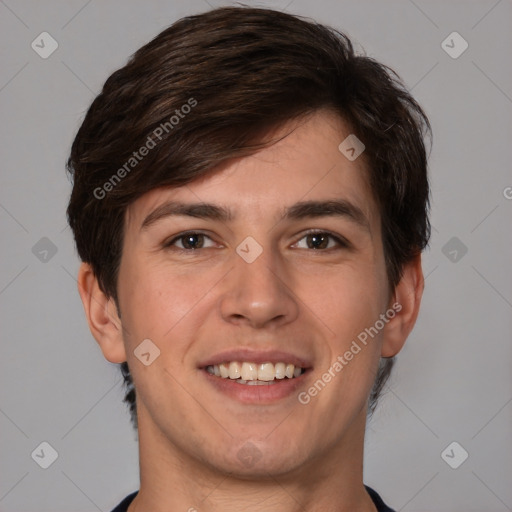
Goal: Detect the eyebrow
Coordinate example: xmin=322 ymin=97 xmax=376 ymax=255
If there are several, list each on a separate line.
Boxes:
xmin=140 ymin=199 xmax=370 ymax=233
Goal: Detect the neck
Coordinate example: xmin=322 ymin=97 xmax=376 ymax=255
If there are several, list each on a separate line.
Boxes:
xmin=128 ymin=405 xmax=377 ymax=512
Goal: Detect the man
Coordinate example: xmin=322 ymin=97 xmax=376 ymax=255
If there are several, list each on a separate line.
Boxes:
xmin=66 ymin=6 xmax=430 ymax=511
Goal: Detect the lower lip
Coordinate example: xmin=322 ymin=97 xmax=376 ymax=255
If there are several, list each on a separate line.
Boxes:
xmin=200 ymin=369 xmax=310 ymax=404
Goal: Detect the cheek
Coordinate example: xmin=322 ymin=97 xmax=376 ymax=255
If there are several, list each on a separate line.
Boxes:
xmin=304 ymin=269 xmax=384 ymax=409
xmin=118 ymin=258 xmax=219 ymax=345
xmin=300 ymin=261 xmax=387 ymax=341
xmin=118 ymin=265 xmax=208 ymax=400
xmin=300 ymin=261 xmax=387 ymax=402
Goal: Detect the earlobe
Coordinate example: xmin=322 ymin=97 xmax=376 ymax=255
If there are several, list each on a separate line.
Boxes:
xmin=77 ymin=262 xmax=127 ymax=363
xmin=381 ymin=254 xmax=424 ymax=358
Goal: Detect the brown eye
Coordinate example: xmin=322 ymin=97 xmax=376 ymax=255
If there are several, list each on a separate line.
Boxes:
xmin=306 ymin=233 xmax=330 ymax=249
xmin=294 ymin=231 xmax=348 ymax=250
xmin=164 ymin=232 xmax=215 ymax=250
xmin=179 ymin=233 xmax=205 ymax=249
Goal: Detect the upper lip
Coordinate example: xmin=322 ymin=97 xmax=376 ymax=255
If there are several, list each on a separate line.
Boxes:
xmin=198 ymin=348 xmax=313 ymax=369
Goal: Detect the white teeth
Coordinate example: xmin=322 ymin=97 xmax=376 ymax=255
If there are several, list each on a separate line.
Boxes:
xmin=274 ymin=362 xmax=286 ymax=379
xmin=240 ymin=362 xmax=258 ymax=380
xmin=205 ymin=361 xmax=305 ymax=382
xmin=219 ymin=363 xmax=229 ymax=378
xmin=228 ymin=361 xmax=241 ymax=379
xmin=258 ymin=362 xmax=275 ymax=381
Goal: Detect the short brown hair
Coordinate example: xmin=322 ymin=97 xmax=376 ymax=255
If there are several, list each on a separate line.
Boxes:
xmin=67 ymin=6 xmax=431 ymax=430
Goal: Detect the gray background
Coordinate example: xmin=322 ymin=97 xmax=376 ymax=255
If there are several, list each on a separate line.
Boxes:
xmin=1 ymin=0 xmax=511 ymax=510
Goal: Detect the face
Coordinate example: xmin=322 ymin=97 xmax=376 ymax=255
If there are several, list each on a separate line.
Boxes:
xmin=115 ymin=110 xmax=395 ymax=478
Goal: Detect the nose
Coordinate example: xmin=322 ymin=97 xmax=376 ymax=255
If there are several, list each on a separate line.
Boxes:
xmin=219 ymin=244 xmax=299 ymax=329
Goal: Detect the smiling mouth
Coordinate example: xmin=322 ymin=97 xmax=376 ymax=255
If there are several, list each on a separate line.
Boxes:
xmin=205 ymin=361 xmax=307 ymax=385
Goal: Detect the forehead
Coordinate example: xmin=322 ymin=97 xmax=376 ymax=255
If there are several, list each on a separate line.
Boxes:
xmin=125 ymin=110 xmax=379 ymax=230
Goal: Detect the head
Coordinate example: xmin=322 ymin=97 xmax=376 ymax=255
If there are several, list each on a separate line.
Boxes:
xmin=67 ymin=5 xmax=430 ymax=464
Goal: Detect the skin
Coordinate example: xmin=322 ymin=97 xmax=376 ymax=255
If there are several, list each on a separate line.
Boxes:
xmin=78 ymin=110 xmax=424 ymax=512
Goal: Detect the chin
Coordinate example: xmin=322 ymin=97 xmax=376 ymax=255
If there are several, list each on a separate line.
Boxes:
xmin=204 ymin=440 xmax=310 ymax=479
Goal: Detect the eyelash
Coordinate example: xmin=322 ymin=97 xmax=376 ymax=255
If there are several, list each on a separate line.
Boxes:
xmin=162 ymin=230 xmax=350 ymax=252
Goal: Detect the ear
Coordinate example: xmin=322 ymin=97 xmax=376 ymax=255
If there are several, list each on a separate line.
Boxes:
xmin=381 ymin=253 xmax=424 ymax=358
xmin=77 ymin=262 xmax=127 ymax=363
